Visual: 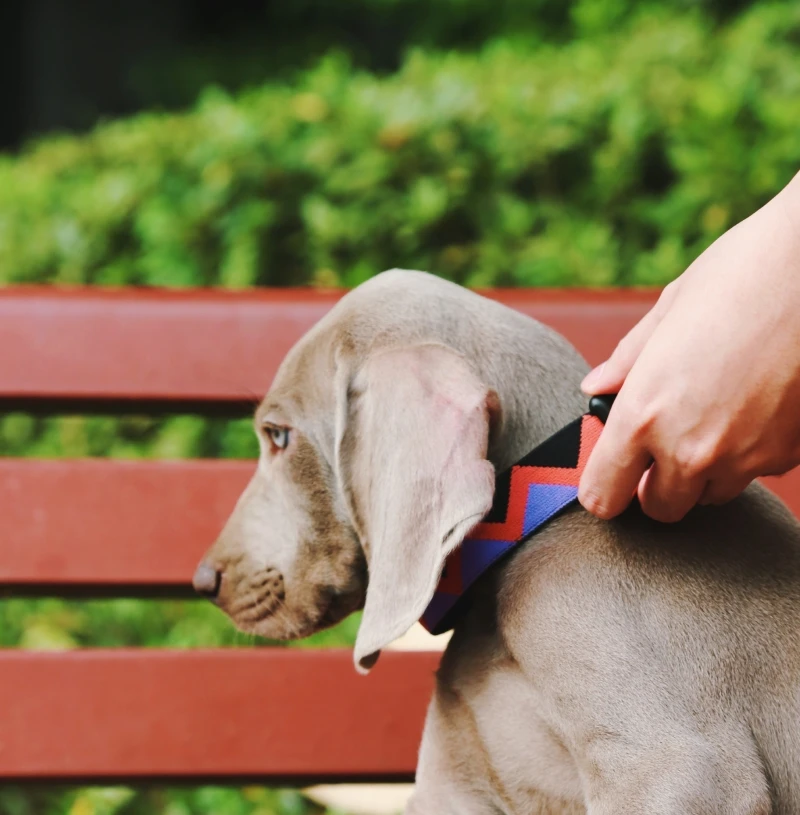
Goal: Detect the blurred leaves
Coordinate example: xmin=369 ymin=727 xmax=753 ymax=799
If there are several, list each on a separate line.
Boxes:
xmin=0 ymin=597 xmax=361 ymax=651
xmin=2 ymin=3 xmax=799 ymax=292
xmin=0 ymin=414 xmax=259 ymax=460
xmin=0 ymin=786 xmax=319 ymax=815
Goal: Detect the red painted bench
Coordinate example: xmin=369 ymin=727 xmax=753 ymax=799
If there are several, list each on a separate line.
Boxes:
xmin=1 ymin=286 xmax=797 ymax=784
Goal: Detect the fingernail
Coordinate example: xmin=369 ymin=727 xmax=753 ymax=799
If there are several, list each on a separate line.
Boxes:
xmin=578 ymin=486 xmax=614 ymax=520
xmin=581 ymin=362 xmax=605 ymax=393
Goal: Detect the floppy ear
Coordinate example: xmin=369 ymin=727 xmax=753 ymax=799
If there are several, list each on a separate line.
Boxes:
xmin=337 ymin=343 xmax=498 ymax=673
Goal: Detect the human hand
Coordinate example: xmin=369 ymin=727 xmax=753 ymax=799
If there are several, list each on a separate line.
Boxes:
xmin=578 ymin=172 xmax=800 ymax=522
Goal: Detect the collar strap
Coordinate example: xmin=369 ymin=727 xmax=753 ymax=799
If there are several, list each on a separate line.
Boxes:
xmin=421 ymin=396 xmax=614 ymax=635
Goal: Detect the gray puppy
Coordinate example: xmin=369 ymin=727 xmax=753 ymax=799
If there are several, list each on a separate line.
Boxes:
xmin=196 ymin=270 xmax=800 ymax=814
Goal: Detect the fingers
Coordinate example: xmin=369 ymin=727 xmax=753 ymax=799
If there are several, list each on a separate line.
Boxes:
xmin=579 ymin=279 xmax=697 ymax=521
xmin=637 ymin=461 xmax=709 ymax=522
xmin=578 ymin=406 xmax=652 ymax=519
xmin=698 ymin=476 xmax=753 ymax=507
xmin=581 ymin=281 xmax=682 ymax=395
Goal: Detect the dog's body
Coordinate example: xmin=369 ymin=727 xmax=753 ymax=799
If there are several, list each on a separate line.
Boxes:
xmin=414 ymin=490 xmax=800 ymax=814
xmin=196 ymin=271 xmax=800 ymax=814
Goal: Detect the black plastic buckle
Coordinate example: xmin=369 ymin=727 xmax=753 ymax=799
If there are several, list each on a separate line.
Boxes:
xmin=588 ymin=393 xmax=617 ymax=425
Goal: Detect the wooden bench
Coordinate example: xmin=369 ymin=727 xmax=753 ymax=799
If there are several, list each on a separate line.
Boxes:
xmin=1 ymin=286 xmax=797 ymax=785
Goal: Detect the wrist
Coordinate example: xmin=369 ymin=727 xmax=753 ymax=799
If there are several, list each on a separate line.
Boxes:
xmin=759 ymin=172 xmax=800 ymax=272
xmin=779 ymin=171 xmax=800 ymax=233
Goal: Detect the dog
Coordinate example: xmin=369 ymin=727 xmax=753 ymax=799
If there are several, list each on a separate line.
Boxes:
xmin=194 ymin=270 xmax=800 ymax=814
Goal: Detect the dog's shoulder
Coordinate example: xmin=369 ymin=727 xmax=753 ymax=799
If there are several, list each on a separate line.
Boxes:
xmin=496 ymin=484 xmax=800 ymax=688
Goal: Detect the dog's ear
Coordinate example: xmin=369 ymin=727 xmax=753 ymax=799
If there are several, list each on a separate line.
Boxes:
xmin=336 ymin=343 xmax=498 ymax=673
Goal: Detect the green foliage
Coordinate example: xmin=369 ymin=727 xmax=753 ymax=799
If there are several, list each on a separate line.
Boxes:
xmin=2 ymin=2 xmax=799 ymax=292
xmin=0 ymin=597 xmax=361 ymax=651
xmin=0 ymin=414 xmax=259 ymax=460
xmin=0 ymin=785 xmax=319 ymax=815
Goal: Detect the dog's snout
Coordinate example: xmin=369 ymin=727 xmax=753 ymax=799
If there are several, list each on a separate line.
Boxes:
xmin=193 ymin=561 xmax=222 ymax=599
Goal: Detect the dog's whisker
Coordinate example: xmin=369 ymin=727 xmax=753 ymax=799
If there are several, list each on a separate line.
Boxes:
xmin=237 ymin=598 xmax=282 ymax=625
xmin=230 ymin=595 xmax=262 ymax=615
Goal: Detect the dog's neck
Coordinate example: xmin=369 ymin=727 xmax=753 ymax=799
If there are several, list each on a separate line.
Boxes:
xmin=489 ymin=367 xmax=589 ymax=472
xmin=421 ymin=408 xmax=605 ymax=634
xmin=467 ymin=329 xmax=590 ymax=473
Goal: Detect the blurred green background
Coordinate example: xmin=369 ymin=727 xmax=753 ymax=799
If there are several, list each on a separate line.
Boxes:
xmin=1 ymin=0 xmax=799 ymax=812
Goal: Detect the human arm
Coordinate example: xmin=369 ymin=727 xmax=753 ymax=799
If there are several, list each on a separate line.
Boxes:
xmin=578 ymin=172 xmax=800 ymax=522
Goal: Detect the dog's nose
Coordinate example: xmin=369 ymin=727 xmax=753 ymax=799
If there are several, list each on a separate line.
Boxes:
xmin=192 ymin=561 xmax=221 ymax=599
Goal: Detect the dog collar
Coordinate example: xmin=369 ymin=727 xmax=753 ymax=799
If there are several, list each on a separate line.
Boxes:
xmin=420 ymin=395 xmax=614 ymax=635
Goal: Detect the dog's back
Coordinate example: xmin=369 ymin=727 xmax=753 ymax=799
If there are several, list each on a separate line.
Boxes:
xmin=414 ymin=482 xmax=800 ymax=813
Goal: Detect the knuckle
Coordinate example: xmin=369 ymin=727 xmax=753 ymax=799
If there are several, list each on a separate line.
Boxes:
xmin=617 ymin=397 xmax=655 ymax=444
xmin=651 ymin=284 xmax=676 ymax=318
xmin=661 ymin=278 xmax=680 ymax=299
xmin=641 ymin=490 xmax=689 ymax=523
xmin=671 ymin=438 xmax=716 ymax=477
xmin=614 ymin=329 xmax=640 ymax=358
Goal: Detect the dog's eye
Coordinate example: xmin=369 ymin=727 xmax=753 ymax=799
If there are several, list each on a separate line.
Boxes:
xmin=264 ymin=424 xmax=290 ymax=450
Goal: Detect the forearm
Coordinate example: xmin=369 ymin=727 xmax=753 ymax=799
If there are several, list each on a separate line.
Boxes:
xmin=771 ymin=170 xmax=800 ymax=244
xmin=580 ymin=171 xmax=800 ymax=521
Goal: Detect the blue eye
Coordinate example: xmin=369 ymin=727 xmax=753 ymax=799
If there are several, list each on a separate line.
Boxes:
xmin=264 ymin=425 xmax=290 ymax=450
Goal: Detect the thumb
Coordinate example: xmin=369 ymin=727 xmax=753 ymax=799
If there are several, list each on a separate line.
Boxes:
xmin=582 ymin=281 xmax=681 ymax=395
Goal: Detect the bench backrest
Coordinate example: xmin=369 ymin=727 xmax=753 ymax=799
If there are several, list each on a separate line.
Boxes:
xmin=1 ymin=287 xmax=796 ymax=784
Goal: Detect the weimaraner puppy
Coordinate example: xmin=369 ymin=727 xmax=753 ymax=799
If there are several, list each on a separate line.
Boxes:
xmin=194 ymin=270 xmax=800 ymax=814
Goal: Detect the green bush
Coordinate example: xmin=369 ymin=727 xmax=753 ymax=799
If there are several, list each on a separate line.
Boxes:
xmin=0 ymin=413 xmax=259 ymax=460
xmin=2 ymin=2 xmax=799 ymax=292
xmin=0 ymin=785 xmax=318 ymax=815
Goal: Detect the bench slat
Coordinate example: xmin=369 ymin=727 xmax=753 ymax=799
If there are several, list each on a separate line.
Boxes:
xmin=0 ymin=458 xmax=251 ymax=592
xmin=0 ymin=649 xmax=436 ymax=783
xmin=0 ymin=287 xmax=657 ymax=410
xmin=1 ymin=458 xmax=797 ymax=593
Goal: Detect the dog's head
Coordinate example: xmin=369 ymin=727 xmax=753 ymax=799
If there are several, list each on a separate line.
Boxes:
xmin=194 ymin=293 xmax=499 ymax=671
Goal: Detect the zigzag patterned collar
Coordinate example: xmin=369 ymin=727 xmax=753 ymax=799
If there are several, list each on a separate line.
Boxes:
xmin=421 ymin=396 xmax=613 ymax=635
